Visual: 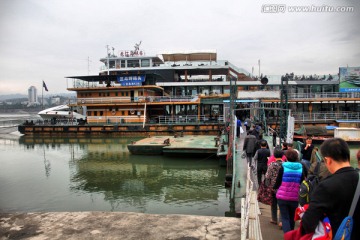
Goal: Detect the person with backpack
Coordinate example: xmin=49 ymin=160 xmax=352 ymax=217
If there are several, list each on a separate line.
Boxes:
xmin=264 ymin=147 xmax=285 ymax=226
xmin=273 ymin=149 xmax=307 ymax=233
xmin=301 ymin=138 xmax=360 ymax=239
xmin=308 ymin=147 xmax=331 ymax=181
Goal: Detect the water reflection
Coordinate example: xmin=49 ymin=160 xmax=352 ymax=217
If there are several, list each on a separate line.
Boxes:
xmin=16 ymin=135 xmax=229 ymax=215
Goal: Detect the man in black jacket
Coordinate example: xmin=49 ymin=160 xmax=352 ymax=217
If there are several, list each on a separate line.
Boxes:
xmin=301 ymin=138 xmax=359 ymax=239
xmin=253 ymin=140 xmax=271 ymax=186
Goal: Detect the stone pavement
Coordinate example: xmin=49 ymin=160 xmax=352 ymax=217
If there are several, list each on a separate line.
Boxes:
xmin=0 ymin=212 xmax=242 ymax=240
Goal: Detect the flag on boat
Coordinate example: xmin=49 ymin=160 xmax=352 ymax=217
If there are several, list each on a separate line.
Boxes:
xmin=43 ymin=81 xmax=48 ymax=91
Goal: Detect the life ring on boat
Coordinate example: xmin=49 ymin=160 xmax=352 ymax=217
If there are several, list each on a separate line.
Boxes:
xmin=130 ymin=110 xmax=135 ymax=115
xmin=81 ymin=100 xmax=85 ymax=103
xmin=111 ymin=110 xmax=116 ymax=115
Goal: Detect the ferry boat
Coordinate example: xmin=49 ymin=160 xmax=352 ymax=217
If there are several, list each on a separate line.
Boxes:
xmin=18 ymin=43 xmax=360 ymax=138
xmin=65 ymin=43 xmax=252 ymax=127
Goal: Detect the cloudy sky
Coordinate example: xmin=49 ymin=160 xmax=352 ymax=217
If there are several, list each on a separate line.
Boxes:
xmin=0 ymin=0 xmax=359 ymax=94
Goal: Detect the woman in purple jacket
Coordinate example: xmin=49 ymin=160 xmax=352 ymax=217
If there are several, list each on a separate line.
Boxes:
xmin=273 ymin=149 xmax=306 ymax=233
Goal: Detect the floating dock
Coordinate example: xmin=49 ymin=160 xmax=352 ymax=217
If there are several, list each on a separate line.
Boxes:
xmin=127 ymin=135 xmax=219 ymax=156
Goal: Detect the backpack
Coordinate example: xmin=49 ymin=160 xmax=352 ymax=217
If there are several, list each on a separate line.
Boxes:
xmin=298 ymin=162 xmax=320 ymax=206
xmin=333 ymin=172 xmax=360 ymax=240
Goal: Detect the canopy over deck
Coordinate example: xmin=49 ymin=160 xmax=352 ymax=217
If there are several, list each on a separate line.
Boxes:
xmin=160 ymin=50 xmax=217 ymax=62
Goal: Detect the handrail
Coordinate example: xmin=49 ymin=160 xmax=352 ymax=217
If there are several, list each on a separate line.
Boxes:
xmin=288 ymin=92 xmax=360 ymax=99
xmin=241 ymin=166 xmax=262 ymax=240
xmin=77 ymin=95 xmax=198 ymax=104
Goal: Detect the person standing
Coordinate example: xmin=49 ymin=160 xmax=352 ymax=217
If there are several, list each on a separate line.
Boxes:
xmin=265 ymin=147 xmax=285 ymax=226
xmin=301 ymin=138 xmax=360 ymax=239
xmin=272 ymin=129 xmax=278 ymax=147
xmin=273 ymin=149 xmax=306 ymax=233
xmin=301 ymin=137 xmax=314 ymax=169
xmin=253 ymin=140 xmax=271 ymax=186
xmin=243 ymin=131 xmax=257 ymax=167
xmin=236 ymin=118 xmax=242 ymax=138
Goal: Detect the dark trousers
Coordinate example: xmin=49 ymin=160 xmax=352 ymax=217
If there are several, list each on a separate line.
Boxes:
xmin=277 ymin=199 xmax=298 ymax=233
xmin=246 ymin=153 xmax=253 ymax=166
xmin=257 ymin=164 xmax=268 ymax=186
xmin=271 ymin=193 xmax=282 ymax=223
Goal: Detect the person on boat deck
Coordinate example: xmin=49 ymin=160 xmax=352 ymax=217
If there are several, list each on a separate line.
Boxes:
xmin=253 ymin=140 xmax=271 ymax=186
xmin=273 ymin=149 xmax=306 ymax=233
xmin=301 ymin=137 xmax=314 ymax=169
xmin=301 ymin=138 xmax=360 ymax=239
xmin=243 ymin=130 xmax=257 ymax=167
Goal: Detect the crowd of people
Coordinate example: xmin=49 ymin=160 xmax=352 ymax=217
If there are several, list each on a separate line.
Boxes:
xmin=241 ymin=122 xmax=359 ymax=239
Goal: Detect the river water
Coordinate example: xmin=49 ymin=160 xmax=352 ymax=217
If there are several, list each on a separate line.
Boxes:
xmin=0 ymin=114 xmax=233 ymax=216
xmin=1 ymin=114 xmax=359 ymax=216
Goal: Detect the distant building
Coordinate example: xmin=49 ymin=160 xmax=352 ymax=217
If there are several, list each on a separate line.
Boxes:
xmin=51 ymin=97 xmax=61 ymax=105
xmin=28 ymin=86 xmax=38 ymax=104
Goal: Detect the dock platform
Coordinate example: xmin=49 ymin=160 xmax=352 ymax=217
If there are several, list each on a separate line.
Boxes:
xmin=127 ymin=135 xmax=219 ymax=156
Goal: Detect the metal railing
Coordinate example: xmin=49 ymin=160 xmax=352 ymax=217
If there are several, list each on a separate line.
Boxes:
xmin=292 ymin=112 xmax=360 ymax=122
xmin=288 ymin=92 xmax=360 ymax=99
xmin=157 ymin=115 xmax=224 ymax=124
xmin=77 ymin=95 xmax=198 ymax=104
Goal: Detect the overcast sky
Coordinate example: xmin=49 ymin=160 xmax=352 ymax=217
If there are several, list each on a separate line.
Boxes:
xmin=0 ymin=0 xmax=359 ymax=95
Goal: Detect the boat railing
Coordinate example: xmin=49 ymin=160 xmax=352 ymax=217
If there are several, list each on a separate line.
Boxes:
xmin=20 ymin=118 xmax=80 ymax=126
xmin=288 ymin=92 xmax=360 ymax=99
xmin=77 ymin=95 xmax=197 ymax=104
xmin=292 ymin=111 xmax=360 ymax=122
xmin=156 ymin=115 xmax=224 ymax=124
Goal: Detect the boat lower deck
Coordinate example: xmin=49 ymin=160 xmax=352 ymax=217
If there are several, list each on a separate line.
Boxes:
xmin=127 ymin=135 xmax=219 ymax=156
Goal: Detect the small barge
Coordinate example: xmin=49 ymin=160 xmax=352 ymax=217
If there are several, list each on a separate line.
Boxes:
xmin=127 ymin=135 xmax=219 ymax=156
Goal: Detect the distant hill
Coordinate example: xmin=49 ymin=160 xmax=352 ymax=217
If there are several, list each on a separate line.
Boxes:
xmin=0 ymin=93 xmax=76 ymax=101
xmin=0 ymin=94 xmax=27 ymax=101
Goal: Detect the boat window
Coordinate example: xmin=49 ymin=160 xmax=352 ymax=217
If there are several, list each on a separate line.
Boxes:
xmin=121 ymin=60 xmax=125 ymax=68
xmin=100 ymin=111 xmax=103 ymax=116
xmin=141 ymin=59 xmax=150 ymax=67
xmin=127 ymin=60 xmax=140 ymax=68
xmin=109 ymin=60 xmax=115 ymax=69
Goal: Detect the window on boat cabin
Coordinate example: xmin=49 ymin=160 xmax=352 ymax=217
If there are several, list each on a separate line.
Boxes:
xmin=187 ymin=86 xmax=197 ymax=96
xmin=100 ymin=111 xmax=103 ymax=116
xmin=127 ymin=60 xmax=140 ymax=68
xmin=107 ymin=92 xmax=110 ymax=96
xmin=94 ymin=111 xmax=97 ymax=116
xmin=141 ymin=59 xmax=150 ymax=67
xmin=109 ymin=60 xmax=115 ymax=69
xmin=121 ymin=111 xmax=125 ymax=115
xmin=211 ymin=86 xmax=221 ymax=95
xmin=121 ymin=60 xmax=125 ymax=68
xmin=200 ymin=86 xmax=210 ymax=95
xmin=115 ymin=92 xmax=118 ymax=96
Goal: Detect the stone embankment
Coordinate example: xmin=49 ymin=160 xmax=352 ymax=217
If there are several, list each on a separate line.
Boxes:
xmin=0 ymin=212 xmax=241 ymax=240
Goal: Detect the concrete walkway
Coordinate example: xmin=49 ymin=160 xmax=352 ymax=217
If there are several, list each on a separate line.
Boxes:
xmin=0 ymin=212 xmax=241 ymax=240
